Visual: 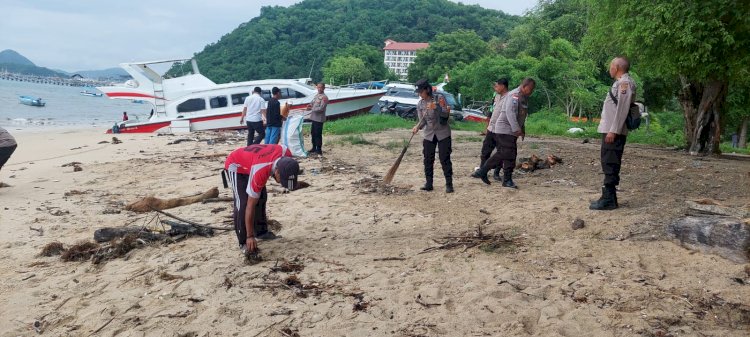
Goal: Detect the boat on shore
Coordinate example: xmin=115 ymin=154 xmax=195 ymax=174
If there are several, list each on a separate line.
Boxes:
xmin=97 ymin=58 xmax=386 ymax=134
xmin=80 ymin=90 xmax=103 ymax=97
xmin=19 ymin=95 xmax=45 ymax=107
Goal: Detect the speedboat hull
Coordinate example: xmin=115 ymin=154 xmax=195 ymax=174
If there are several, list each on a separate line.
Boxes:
xmin=108 ymin=92 xmax=382 ymax=134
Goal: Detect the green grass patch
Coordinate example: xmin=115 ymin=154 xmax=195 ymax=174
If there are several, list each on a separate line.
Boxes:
xmin=525 ymin=109 xmax=687 ymax=148
xmin=720 ymin=142 xmax=750 ymax=155
xmin=324 ymin=114 xmax=413 ymax=135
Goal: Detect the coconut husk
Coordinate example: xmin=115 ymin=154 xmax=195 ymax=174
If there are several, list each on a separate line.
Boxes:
xmin=281 ymin=102 xmax=291 ymax=118
xmin=124 ymin=187 xmax=219 ymax=213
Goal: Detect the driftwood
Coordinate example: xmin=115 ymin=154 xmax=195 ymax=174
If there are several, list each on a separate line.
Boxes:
xmin=125 ymin=187 xmax=219 ymax=212
xmin=151 ymin=208 xmax=233 ymax=231
xmin=667 ymin=216 xmax=750 ymax=263
xmin=202 ymin=197 xmax=234 ymax=204
xmin=516 ymin=154 xmax=563 ymax=172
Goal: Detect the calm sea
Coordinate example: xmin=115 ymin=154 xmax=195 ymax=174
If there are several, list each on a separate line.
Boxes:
xmin=0 ymin=80 xmax=152 ymax=131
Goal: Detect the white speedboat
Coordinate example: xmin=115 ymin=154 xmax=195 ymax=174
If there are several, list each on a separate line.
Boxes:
xmin=97 ymin=59 xmax=385 ymax=133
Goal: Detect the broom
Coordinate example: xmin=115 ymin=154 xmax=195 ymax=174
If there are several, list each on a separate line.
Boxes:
xmin=383 ymin=133 xmax=415 ymax=185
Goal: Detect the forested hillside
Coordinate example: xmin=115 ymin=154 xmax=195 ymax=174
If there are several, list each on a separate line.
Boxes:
xmin=189 ymin=0 xmax=748 ymax=154
xmin=188 ymin=0 xmax=521 ymax=83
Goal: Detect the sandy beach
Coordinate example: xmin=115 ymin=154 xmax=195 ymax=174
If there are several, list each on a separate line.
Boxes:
xmin=0 ymin=127 xmax=748 ymax=337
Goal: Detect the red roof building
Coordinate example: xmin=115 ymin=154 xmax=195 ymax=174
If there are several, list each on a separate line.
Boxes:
xmin=383 ymin=39 xmax=430 ymax=79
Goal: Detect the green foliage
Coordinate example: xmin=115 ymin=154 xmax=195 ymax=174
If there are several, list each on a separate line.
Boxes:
xmin=585 ymin=1 xmax=750 ymax=83
xmin=190 ymin=0 xmax=520 ymax=83
xmin=407 ymin=29 xmax=490 ymax=83
xmin=332 ymin=44 xmax=390 ymax=80
xmin=322 ymin=56 xmax=371 ymax=85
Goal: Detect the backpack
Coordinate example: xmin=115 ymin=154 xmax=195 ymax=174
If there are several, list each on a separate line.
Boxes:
xmin=609 ymin=89 xmax=641 ymax=130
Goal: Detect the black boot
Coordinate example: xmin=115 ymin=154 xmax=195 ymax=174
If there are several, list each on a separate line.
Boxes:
xmin=445 ymin=177 xmax=454 ymax=193
xmin=589 ymin=185 xmax=617 ymax=210
xmin=493 ymin=168 xmax=502 ymax=182
xmin=502 ymin=169 xmax=517 ymax=189
xmin=470 ymin=167 xmax=491 ymax=185
xmin=420 ymin=177 xmax=434 ymax=191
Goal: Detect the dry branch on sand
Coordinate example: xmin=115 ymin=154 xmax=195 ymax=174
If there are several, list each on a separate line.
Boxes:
xmin=419 ymin=225 xmax=522 ymax=254
xmin=124 ymin=187 xmax=219 ymax=212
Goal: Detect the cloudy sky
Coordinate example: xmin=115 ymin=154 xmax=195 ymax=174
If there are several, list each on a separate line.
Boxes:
xmin=0 ymin=0 xmax=536 ymax=72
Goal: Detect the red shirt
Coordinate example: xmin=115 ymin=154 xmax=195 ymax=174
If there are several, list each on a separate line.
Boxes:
xmin=224 ymin=144 xmax=292 ymax=198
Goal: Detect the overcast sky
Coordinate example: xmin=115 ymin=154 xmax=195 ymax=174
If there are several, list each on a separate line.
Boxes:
xmin=0 ymin=0 xmax=536 ymax=71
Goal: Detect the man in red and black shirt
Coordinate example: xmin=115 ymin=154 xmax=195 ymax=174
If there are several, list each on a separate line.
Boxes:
xmin=224 ymin=144 xmax=300 ymax=254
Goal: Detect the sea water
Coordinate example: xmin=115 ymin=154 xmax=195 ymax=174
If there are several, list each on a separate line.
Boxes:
xmin=0 ymin=80 xmax=152 ymax=130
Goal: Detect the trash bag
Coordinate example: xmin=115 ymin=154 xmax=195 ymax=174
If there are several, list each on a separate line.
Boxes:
xmin=280 ymin=114 xmax=308 ymax=157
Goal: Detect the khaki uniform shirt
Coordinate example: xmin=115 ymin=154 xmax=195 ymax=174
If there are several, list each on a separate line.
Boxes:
xmin=416 ymin=95 xmax=451 ymax=141
xmin=598 ymin=73 xmax=636 ymax=135
xmin=494 ymin=87 xmax=528 ymax=136
xmin=487 ymin=93 xmax=507 ymax=133
xmin=308 ymin=93 xmax=329 ymax=123
xmin=0 ymin=127 xmax=16 ymax=147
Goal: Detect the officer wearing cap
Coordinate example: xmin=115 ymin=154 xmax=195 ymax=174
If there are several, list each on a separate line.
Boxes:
xmin=224 ymin=144 xmax=300 ymax=255
xmin=411 ymin=79 xmax=454 ymax=193
xmin=590 ymin=56 xmax=636 ymax=210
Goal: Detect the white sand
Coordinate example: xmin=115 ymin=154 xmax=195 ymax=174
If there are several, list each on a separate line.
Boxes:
xmin=0 ymin=127 xmax=748 ymax=337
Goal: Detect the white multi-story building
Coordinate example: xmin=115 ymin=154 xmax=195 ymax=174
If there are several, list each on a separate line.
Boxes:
xmin=383 ymin=39 xmax=429 ymax=80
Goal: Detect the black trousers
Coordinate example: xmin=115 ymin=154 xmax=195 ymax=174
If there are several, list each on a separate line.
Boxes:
xmin=246 ymin=121 xmax=265 ymax=146
xmin=0 ymin=145 xmax=17 ymax=171
xmin=479 ymin=132 xmax=496 ymax=168
xmin=423 ymin=136 xmax=453 ymax=180
xmin=311 ymin=121 xmax=324 ymax=152
xmin=600 ymin=133 xmax=627 ymax=186
xmin=483 ymin=134 xmax=517 ymax=173
xmin=227 ymin=171 xmax=268 ymax=246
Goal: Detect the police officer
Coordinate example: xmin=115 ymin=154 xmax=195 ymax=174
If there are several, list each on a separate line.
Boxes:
xmin=475 ymin=78 xmax=509 ymax=181
xmin=307 ymin=83 xmax=329 ymax=155
xmin=472 ymin=78 xmax=535 ymax=188
xmin=590 ymin=57 xmax=636 ymax=210
xmin=411 ymin=79 xmax=454 ymax=193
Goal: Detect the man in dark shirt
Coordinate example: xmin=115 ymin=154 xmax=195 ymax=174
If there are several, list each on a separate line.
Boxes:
xmin=265 ymin=87 xmax=283 ymax=144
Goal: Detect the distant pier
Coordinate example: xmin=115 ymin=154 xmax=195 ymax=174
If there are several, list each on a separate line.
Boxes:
xmin=0 ymin=72 xmax=114 ymax=87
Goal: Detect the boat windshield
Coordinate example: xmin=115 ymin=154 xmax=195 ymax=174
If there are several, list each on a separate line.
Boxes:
xmin=385 ymin=87 xmax=418 ymax=99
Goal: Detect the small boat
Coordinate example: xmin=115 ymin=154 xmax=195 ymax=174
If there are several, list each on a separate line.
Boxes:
xmin=19 ymin=96 xmax=45 ymax=107
xmin=80 ymin=90 xmax=103 ymax=97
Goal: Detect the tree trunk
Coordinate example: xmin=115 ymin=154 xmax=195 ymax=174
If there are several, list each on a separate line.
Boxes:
xmin=678 ymin=77 xmax=727 ymax=155
xmin=740 ymin=116 xmax=748 ymax=148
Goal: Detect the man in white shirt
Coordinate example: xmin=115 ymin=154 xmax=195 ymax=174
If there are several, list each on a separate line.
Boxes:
xmin=240 ymin=87 xmax=267 ymax=145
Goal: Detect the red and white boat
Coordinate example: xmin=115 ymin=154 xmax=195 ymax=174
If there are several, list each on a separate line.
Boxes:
xmin=97 ymin=59 xmax=385 ymax=133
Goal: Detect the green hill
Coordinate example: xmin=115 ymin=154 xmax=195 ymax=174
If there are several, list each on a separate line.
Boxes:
xmin=0 ymin=49 xmax=35 ymax=66
xmin=189 ymin=0 xmax=521 ymax=83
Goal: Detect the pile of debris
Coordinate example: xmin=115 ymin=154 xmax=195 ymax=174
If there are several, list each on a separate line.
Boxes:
xmin=420 ymin=223 xmax=523 ymax=254
xmin=516 ymin=154 xmax=563 ymax=172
